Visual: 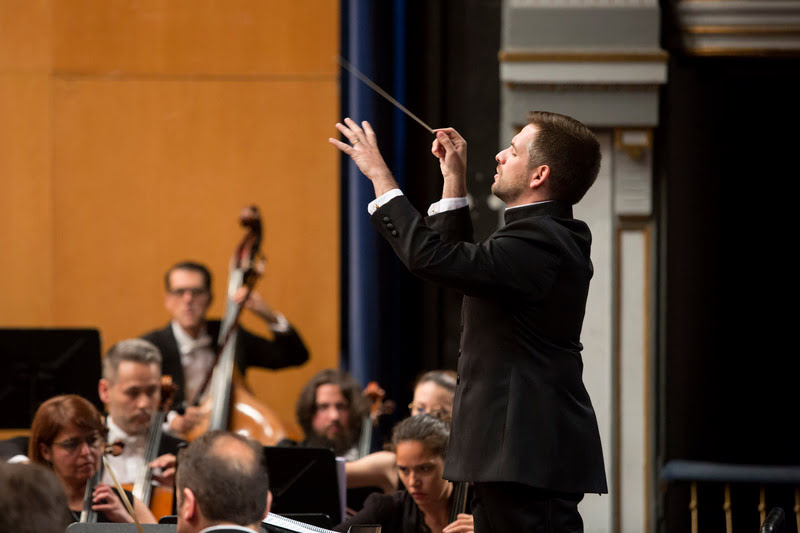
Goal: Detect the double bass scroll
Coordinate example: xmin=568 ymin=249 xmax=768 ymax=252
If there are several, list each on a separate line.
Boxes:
xmin=185 ymin=205 xmax=289 ymax=446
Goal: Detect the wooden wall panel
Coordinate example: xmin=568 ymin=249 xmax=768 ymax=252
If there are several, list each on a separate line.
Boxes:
xmin=52 ymin=0 xmax=337 ymax=76
xmin=0 ymin=75 xmax=54 ymax=325
xmin=1 ymin=1 xmax=340 ymax=436
xmin=0 ymin=0 xmax=52 ymax=71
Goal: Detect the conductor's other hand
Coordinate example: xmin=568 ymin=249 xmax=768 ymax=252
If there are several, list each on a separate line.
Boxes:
xmin=330 ymin=118 xmax=399 ymax=197
xmin=432 ymin=128 xmax=467 ymax=183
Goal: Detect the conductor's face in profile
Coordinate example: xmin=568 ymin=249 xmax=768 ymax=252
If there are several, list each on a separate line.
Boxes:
xmin=165 ymin=268 xmax=212 ymax=334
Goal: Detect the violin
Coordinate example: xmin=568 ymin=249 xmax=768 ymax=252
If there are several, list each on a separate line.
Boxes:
xmin=184 ymin=205 xmax=289 ymax=445
xmin=122 ymin=375 xmax=178 ymax=520
xmin=357 ymin=381 xmax=395 ymax=458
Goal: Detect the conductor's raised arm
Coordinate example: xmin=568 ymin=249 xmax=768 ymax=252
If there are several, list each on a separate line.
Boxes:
xmin=329 ymin=118 xmax=398 ymax=198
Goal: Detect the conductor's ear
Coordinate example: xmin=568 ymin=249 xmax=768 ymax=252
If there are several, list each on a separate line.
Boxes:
xmin=530 ymin=165 xmax=550 ymax=190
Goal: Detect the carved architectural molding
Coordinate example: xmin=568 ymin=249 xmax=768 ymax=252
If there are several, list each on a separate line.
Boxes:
xmin=674 ymin=0 xmax=800 ymax=55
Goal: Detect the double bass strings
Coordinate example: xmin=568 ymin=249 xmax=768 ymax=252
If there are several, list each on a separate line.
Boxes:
xmin=336 ymin=55 xmax=435 ymax=134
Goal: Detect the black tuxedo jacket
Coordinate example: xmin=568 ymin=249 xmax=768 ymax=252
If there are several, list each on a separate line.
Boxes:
xmin=372 ymin=196 xmax=607 ymax=494
xmin=142 ymin=321 xmax=309 ymax=407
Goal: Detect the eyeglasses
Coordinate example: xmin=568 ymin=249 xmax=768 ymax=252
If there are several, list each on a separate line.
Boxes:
xmin=408 ymin=403 xmax=450 ymax=418
xmin=52 ymin=433 xmax=103 ymax=454
xmin=168 ymin=287 xmax=208 ymax=298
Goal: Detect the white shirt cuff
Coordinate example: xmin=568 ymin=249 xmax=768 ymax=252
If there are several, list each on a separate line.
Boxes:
xmin=268 ymin=310 xmax=291 ymax=334
xmin=427 ymin=197 xmax=468 ymax=216
xmin=368 ymin=189 xmax=404 ymax=215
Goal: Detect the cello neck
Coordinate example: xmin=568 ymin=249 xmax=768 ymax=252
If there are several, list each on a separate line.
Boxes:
xmin=80 ymin=461 xmax=105 ymax=523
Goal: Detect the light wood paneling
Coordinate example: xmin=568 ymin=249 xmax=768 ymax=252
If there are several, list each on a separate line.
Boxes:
xmin=0 ymin=74 xmax=54 ymax=325
xmin=52 ymin=0 xmax=338 ymax=76
xmin=0 ymin=0 xmax=52 ymax=71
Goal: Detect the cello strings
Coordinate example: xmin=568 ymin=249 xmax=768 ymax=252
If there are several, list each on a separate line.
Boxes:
xmin=336 ymin=55 xmax=435 ymax=134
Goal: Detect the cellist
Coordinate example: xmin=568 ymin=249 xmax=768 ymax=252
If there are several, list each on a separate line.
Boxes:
xmin=141 ymin=260 xmax=310 ymax=437
xmin=97 ymin=339 xmax=182 ymax=493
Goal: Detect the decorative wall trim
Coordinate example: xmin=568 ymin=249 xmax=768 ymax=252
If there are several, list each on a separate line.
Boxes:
xmin=499 ymin=50 xmax=669 ymax=62
xmin=675 ymin=0 xmax=800 ymax=55
xmin=510 ymin=0 xmax=657 ymax=7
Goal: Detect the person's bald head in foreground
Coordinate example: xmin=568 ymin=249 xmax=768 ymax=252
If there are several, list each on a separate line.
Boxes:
xmin=176 ymin=430 xmax=271 ymax=533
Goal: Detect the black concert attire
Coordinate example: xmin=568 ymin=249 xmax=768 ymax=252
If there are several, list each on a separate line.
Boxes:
xmin=371 ymin=196 xmax=607 ymax=532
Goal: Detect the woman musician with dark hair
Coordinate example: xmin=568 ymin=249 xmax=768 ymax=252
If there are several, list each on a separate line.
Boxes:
xmin=336 ymin=414 xmax=473 ymax=533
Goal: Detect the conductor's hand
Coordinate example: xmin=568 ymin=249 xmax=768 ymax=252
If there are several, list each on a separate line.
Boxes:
xmin=432 ymin=128 xmax=467 ymax=183
xmin=443 ymin=513 xmax=474 ymax=533
xmin=330 ymin=118 xmax=399 ymax=197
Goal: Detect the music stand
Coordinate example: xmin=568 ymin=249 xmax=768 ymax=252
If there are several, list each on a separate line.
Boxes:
xmin=263 ymin=446 xmax=343 ymax=526
xmin=0 ymin=328 xmax=103 ymax=428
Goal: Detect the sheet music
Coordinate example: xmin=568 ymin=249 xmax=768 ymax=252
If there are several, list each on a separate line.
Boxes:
xmin=263 ymin=513 xmax=337 ymax=533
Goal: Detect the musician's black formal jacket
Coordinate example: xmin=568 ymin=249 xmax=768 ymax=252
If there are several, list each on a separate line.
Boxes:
xmin=142 ymin=321 xmax=309 ymax=407
xmin=372 ymin=196 xmax=607 ymax=494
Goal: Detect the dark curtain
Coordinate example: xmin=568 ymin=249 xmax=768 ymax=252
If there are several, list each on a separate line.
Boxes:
xmin=339 ymin=0 xmax=501 ymax=442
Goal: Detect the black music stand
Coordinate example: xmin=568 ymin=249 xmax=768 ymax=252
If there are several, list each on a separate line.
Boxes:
xmin=263 ymin=446 xmax=343 ymax=527
xmin=0 ymin=328 xmax=103 ymax=428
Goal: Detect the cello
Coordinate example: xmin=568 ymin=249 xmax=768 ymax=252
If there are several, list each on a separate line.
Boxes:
xmin=79 ymin=441 xmax=124 ymax=523
xmin=122 ymin=375 xmax=178 ymax=520
xmin=185 ymin=205 xmax=289 ymax=445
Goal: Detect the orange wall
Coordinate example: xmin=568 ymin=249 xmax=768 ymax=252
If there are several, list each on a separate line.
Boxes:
xmin=0 ymin=0 xmax=340 ymax=437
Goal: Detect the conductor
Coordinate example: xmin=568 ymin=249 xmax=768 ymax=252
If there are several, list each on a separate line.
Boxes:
xmin=330 ymin=111 xmax=607 ymax=532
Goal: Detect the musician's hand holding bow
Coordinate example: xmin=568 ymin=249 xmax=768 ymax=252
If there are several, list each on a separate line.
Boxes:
xmin=330 ymin=118 xmax=399 ymax=198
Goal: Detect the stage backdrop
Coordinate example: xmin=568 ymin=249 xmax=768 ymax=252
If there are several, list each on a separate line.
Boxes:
xmin=0 ymin=0 xmax=340 ymax=439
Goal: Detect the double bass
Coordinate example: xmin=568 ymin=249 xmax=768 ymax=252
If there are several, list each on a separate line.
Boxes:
xmin=185 ymin=206 xmax=289 ymax=445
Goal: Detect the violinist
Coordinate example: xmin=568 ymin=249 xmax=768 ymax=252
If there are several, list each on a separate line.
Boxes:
xmin=97 ymin=338 xmax=183 ymax=486
xmin=334 ymin=415 xmax=473 ymax=533
xmin=141 ymin=260 xmax=309 ymax=437
xmin=279 ymin=368 xmax=369 ymax=460
xmin=28 ymin=394 xmax=157 ymax=524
